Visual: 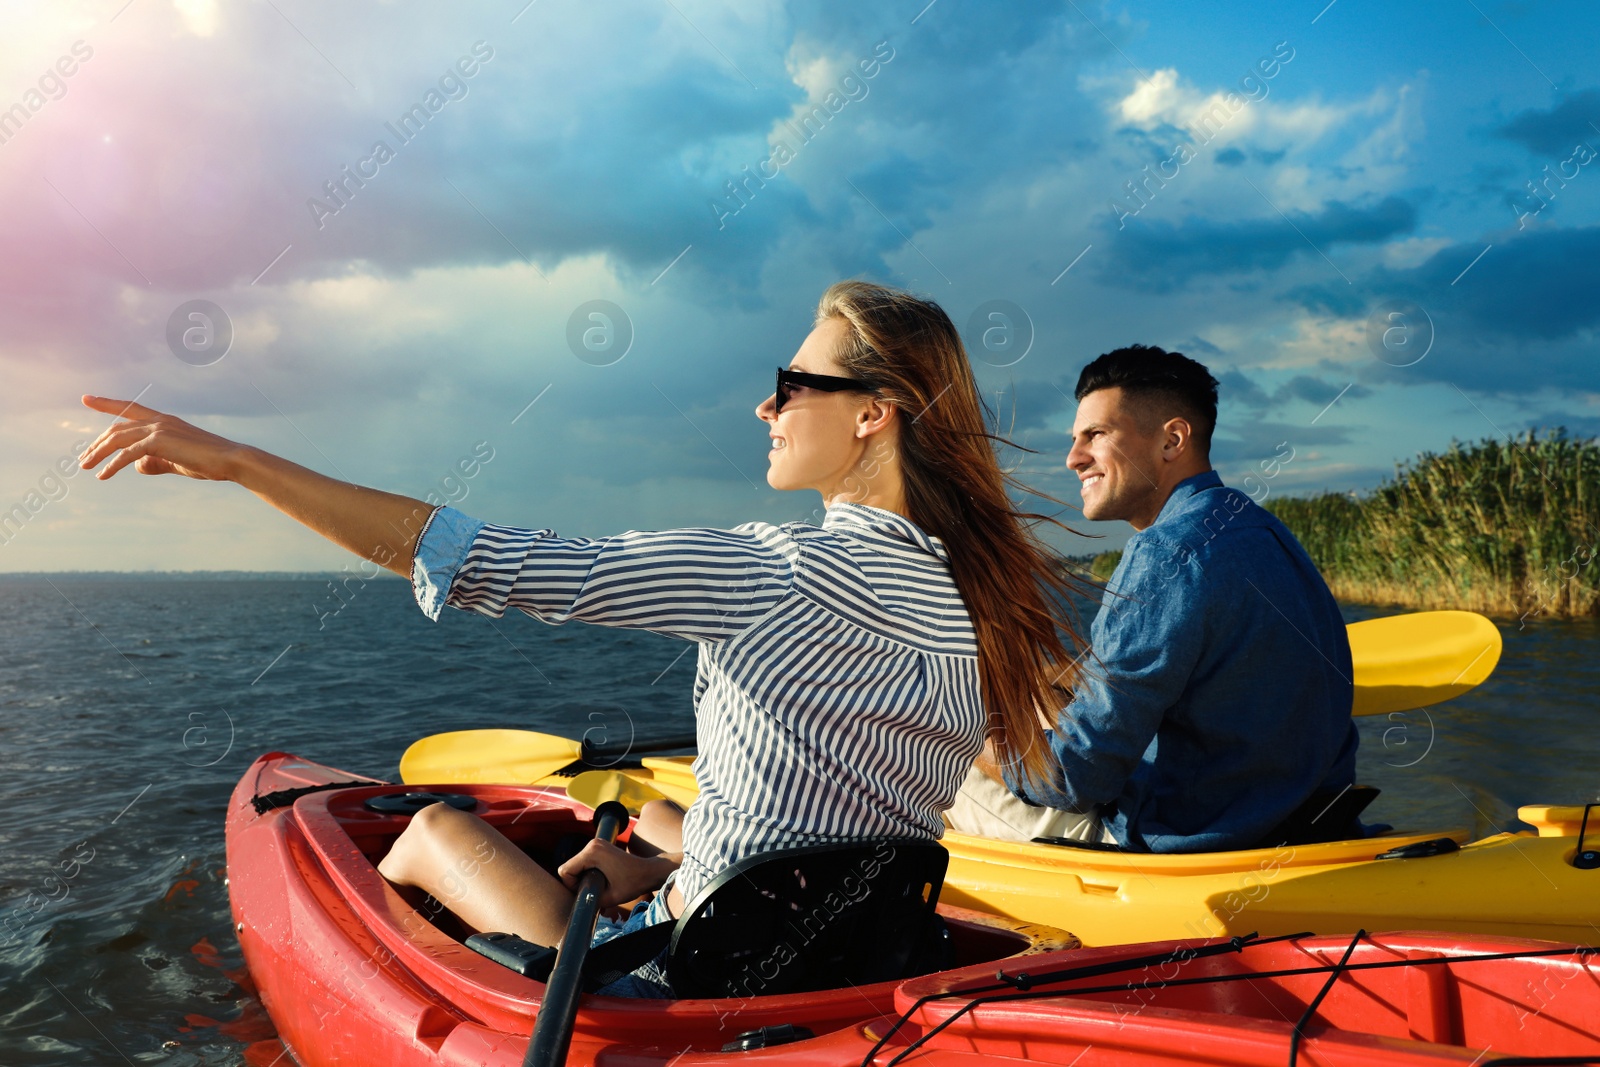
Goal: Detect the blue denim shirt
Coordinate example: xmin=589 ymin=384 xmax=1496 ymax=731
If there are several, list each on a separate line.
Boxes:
xmin=1006 ymin=471 xmax=1358 ymax=852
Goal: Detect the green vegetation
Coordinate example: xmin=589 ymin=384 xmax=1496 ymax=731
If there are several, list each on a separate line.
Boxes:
xmin=1090 ymin=550 xmax=1123 ymax=582
xmin=1267 ymin=430 xmax=1599 ymax=621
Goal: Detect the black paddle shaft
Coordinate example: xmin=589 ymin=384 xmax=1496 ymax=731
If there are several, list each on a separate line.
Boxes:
xmin=578 ymin=732 xmax=698 ymax=764
xmin=524 ymin=800 xmax=632 ymax=1067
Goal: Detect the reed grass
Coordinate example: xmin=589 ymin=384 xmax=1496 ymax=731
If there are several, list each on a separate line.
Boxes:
xmin=1267 ymin=430 xmax=1599 ymax=620
xmin=1090 ymin=551 xmax=1123 ymax=582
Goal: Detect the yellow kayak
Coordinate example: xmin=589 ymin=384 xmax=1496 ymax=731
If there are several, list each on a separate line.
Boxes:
xmin=544 ymin=756 xmax=1600 ymax=948
xmin=401 ymin=612 xmax=1579 ymax=948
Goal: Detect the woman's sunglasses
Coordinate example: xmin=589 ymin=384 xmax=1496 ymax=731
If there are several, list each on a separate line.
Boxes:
xmin=775 ymin=366 xmax=878 ymax=413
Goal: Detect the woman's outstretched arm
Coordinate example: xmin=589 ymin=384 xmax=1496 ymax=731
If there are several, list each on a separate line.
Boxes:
xmin=76 ymin=395 xmax=436 ymax=577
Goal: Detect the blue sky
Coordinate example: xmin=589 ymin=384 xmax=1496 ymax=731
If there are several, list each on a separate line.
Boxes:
xmin=1 ymin=0 xmax=1597 ymax=569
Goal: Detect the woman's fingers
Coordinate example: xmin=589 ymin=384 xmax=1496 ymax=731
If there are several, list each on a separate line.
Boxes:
xmin=94 ymin=433 xmax=162 ymax=480
xmin=75 ymin=397 xmax=242 ymax=482
xmin=558 ymin=839 xmax=670 ymax=908
xmin=79 ymin=396 xmax=159 ymax=425
xmin=134 ymin=455 xmax=179 ymax=477
xmin=81 ymin=394 xmax=159 ymax=421
xmin=78 ymin=396 xmax=166 ymax=472
xmin=79 ymin=421 xmax=153 ymax=473
xmin=557 ymin=838 xmax=616 ymax=887
xmin=558 ymin=839 xmax=633 ymax=906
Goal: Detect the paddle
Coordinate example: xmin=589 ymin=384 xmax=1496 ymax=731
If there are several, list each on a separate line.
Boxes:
xmin=1345 ymin=610 xmax=1501 ymax=716
xmin=524 ymin=798 xmax=631 ymax=1067
xmin=566 ymin=770 xmax=671 ymax=815
xmin=399 ymin=728 xmax=697 ymax=788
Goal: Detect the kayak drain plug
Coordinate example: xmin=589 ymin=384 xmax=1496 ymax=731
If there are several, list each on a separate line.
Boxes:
xmin=721 ymin=1024 xmax=814 ymax=1052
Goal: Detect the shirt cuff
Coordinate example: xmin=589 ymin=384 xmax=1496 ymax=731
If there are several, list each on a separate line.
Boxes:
xmin=1000 ymin=730 xmax=1073 ymax=810
xmin=999 ymin=754 xmax=1043 ymax=807
xmin=411 ymin=505 xmax=486 ymax=621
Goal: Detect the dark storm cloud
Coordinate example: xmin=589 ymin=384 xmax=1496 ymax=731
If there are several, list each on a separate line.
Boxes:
xmin=1276 ymin=225 xmax=1600 ymax=396
xmin=1495 ymin=89 xmax=1600 ymax=156
xmin=1098 ymin=196 xmax=1416 ymax=292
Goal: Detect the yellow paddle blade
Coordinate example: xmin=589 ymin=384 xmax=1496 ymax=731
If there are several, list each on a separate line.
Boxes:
xmin=637 ymin=756 xmax=699 ymax=804
xmin=398 ymin=728 xmax=582 ymax=785
xmin=566 ymin=770 xmax=669 ymax=815
xmin=1350 ymin=610 xmax=1502 ymax=716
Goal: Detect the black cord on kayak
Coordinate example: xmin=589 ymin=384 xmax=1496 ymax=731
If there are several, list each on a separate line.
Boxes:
xmin=1479 ymin=1059 xmax=1600 ymax=1065
xmin=1287 ymin=929 xmax=1364 ymax=1067
xmin=863 ymin=940 xmax=1600 ymax=1067
xmin=951 ymin=943 xmax=1600 ymax=1007
xmin=993 ymin=930 xmax=1312 ymax=990
xmin=875 ymin=934 xmax=1300 ymax=1067
xmin=249 ymin=780 xmax=377 ymax=814
xmin=859 ymin=932 xmax=1292 ymax=1067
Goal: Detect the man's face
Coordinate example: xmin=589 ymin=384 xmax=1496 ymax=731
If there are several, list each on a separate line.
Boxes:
xmin=1066 ymin=386 xmax=1167 ymax=528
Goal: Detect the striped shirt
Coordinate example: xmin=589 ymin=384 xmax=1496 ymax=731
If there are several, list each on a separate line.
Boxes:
xmin=410 ymin=502 xmax=986 ymax=904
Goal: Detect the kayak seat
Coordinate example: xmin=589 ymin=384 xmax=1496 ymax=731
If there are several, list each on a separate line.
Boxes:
xmin=1262 ymin=784 xmax=1381 ymax=847
xmin=580 ymin=838 xmax=953 ymax=999
xmin=1030 ymin=786 xmax=1385 ymax=852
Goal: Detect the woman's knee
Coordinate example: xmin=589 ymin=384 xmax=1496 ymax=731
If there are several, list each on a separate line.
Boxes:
xmin=379 ymin=802 xmax=491 ymax=886
xmin=410 ymin=798 xmax=479 ymax=837
xmin=638 ymin=799 xmax=683 ymax=824
xmin=631 ymin=799 xmax=685 ymax=856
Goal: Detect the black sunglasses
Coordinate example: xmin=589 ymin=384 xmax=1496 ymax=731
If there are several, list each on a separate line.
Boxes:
xmin=775 ymin=366 xmax=878 ymax=413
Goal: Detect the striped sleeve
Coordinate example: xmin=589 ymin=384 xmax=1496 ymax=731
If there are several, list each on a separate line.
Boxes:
xmin=411 ymin=505 xmax=797 ymax=643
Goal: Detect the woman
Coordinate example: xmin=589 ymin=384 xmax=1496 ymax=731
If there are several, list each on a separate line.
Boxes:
xmin=77 ymin=280 xmax=1091 ymax=998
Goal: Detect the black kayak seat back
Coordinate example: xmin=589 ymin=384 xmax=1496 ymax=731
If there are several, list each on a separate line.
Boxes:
xmin=1264 ymin=784 xmax=1382 ymax=847
xmin=581 ymin=837 xmax=952 ymax=999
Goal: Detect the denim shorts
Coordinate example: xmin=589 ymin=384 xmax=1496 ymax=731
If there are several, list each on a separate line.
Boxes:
xmin=589 ymin=890 xmax=674 ymax=998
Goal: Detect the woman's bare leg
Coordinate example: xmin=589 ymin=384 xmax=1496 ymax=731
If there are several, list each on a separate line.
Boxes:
xmin=377 ymin=802 xmax=575 ymax=946
xmin=628 ymin=799 xmax=684 ymax=857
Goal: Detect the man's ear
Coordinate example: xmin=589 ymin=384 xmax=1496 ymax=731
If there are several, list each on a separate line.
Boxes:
xmin=1161 ymin=416 xmax=1193 ymax=461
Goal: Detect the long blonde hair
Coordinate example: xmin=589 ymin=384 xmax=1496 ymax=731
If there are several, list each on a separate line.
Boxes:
xmin=816 ymin=281 xmax=1093 ymax=792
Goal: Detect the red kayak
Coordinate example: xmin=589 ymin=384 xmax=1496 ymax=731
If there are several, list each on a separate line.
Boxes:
xmin=227 ymin=752 xmax=1600 ymax=1065
xmin=225 ymin=751 xmax=1075 ymax=1065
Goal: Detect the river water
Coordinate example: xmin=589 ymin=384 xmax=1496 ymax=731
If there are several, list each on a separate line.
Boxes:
xmin=0 ymin=576 xmax=1594 ymax=1064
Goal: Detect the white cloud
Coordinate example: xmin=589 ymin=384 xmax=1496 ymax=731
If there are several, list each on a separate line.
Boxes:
xmin=1116 ymin=68 xmax=1183 ymax=125
xmin=1112 ymin=68 xmax=1263 ymax=145
xmin=1106 ymin=64 xmax=1419 ymax=198
xmin=1256 ymin=98 xmax=1359 ymax=143
xmin=1383 ymin=235 xmax=1452 ymax=268
xmin=1258 ymin=314 xmax=1367 ymax=370
xmin=1337 ymin=82 xmax=1423 ymax=186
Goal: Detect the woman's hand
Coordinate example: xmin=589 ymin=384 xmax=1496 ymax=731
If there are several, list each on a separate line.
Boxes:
xmin=74 ymin=393 xmax=436 ymax=578
xmin=77 ymin=396 xmax=246 ymax=482
xmin=557 ymin=838 xmax=678 ymax=910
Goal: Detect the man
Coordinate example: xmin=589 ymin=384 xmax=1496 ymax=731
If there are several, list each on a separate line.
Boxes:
xmin=945 ymin=345 xmax=1358 ymax=852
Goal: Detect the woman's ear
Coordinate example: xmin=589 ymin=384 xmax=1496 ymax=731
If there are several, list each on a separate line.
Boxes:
xmin=856 ymin=398 xmax=897 ymax=438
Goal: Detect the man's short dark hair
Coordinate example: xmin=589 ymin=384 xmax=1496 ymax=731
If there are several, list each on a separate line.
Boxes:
xmin=1074 ymin=344 xmax=1220 ymax=456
